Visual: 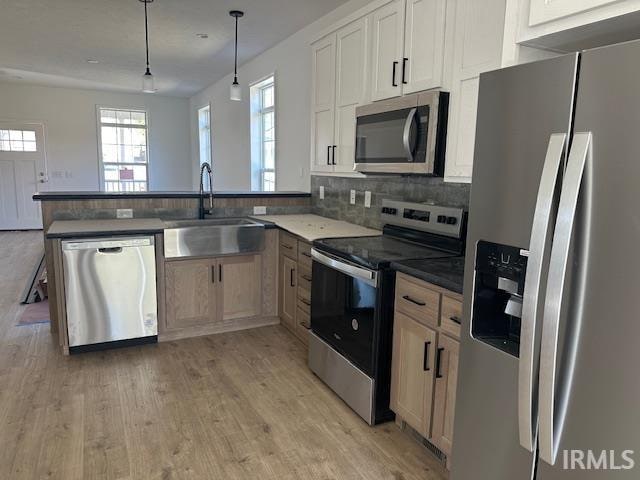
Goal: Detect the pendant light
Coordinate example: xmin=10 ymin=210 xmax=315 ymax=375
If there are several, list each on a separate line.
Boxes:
xmin=140 ymin=0 xmax=156 ymax=93
xmin=229 ymin=10 xmax=244 ymax=101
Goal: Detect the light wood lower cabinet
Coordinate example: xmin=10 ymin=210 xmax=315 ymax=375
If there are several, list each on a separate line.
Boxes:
xmin=391 ymin=312 xmax=437 ymax=437
xmin=218 ymin=255 xmax=262 ymax=321
xmin=431 ymin=333 xmax=459 ymax=458
xmin=165 ymin=254 xmax=262 ymax=331
xmin=165 ymin=258 xmax=218 ymax=330
xmin=279 ymin=254 xmax=297 ymax=330
xmin=278 ymin=231 xmax=313 ymax=345
xmin=390 ymin=272 xmax=462 ymax=467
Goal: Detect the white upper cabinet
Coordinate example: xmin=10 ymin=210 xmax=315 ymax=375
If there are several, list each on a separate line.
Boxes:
xmin=371 ymin=0 xmax=405 ymax=101
xmin=311 ymin=35 xmax=336 ymax=173
xmin=334 ymin=17 xmax=369 ymax=173
xmin=529 ymin=0 xmax=620 ymax=26
xmin=310 ymin=17 xmax=369 ymax=174
xmin=402 ymin=0 xmax=446 ymax=94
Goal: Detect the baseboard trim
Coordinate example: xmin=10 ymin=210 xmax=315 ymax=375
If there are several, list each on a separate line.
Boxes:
xmin=158 ymin=315 xmax=280 ymax=342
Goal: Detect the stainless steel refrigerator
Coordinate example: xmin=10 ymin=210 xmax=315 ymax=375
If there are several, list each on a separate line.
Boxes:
xmin=452 ymin=40 xmax=640 ymax=479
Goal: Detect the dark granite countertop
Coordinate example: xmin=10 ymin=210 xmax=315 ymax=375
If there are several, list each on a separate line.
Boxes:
xmin=46 ymin=219 xmax=166 ymax=239
xmin=33 ymin=191 xmax=311 ymax=201
xmin=391 ymin=256 xmax=466 ymax=294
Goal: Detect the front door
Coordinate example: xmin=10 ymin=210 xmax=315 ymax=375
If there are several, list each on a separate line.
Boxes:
xmin=0 ymin=122 xmax=47 ymax=230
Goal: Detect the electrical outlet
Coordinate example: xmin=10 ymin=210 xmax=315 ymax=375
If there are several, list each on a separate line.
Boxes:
xmin=350 ymin=190 xmax=356 ymax=205
xmin=116 ymin=208 xmax=133 ymax=219
xmin=253 ymin=206 xmax=267 ymax=215
xmin=319 ymin=186 xmax=325 ymax=200
xmin=364 ymin=191 xmax=372 ymax=208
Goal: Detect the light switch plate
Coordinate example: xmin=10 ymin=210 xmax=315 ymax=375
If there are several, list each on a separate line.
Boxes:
xmin=350 ymin=190 xmax=356 ymax=205
xmin=364 ymin=191 xmax=372 ymax=208
xmin=116 ymin=208 xmax=133 ymax=219
xmin=253 ymin=206 xmax=267 ymax=215
xmin=319 ymin=186 xmax=325 ymax=200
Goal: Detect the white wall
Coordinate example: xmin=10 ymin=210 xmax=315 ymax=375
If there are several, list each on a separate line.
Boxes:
xmin=0 ymin=82 xmax=191 ymax=191
xmin=189 ymin=0 xmax=373 ymax=192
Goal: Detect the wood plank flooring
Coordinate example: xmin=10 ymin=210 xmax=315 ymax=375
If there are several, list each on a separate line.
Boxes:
xmin=0 ymin=231 xmax=447 ymax=480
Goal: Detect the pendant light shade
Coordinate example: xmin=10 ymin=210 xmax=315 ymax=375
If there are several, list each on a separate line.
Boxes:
xmin=229 ymin=10 xmax=244 ymax=101
xmin=140 ymin=0 xmax=156 ymax=93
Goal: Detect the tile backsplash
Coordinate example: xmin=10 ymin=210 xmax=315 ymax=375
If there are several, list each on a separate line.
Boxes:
xmin=311 ymin=175 xmax=470 ymax=229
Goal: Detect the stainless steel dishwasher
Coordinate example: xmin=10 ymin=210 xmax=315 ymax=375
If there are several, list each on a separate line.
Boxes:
xmin=62 ymin=236 xmax=158 ymax=353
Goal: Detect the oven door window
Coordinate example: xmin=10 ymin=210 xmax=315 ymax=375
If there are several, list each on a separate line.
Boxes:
xmin=355 ymin=106 xmax=428 ymax=164
xmin=311 ymin=261 xmax=378 ymax=376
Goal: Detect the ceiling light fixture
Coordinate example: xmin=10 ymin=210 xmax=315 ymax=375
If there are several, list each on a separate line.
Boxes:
xmin=196 ymin=33 xmax=209 ymax=39
xmin=86 ymin=59 xmax=99 ymax=64
xmin=140 ymin=0 xmax=156 ymax=93
xmin=229 ymin=10 xmax=244 ymax=101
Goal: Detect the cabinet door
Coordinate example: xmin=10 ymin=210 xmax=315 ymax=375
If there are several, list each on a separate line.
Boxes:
xmin=390 ymin=311 xmax=437 ymax=437
xmin=371 ymin=0 xmax=405 ymax=101
xmin=165 ymin=258 xmax=216 ymax=330
xmin=529 ymin=0 xmax=617 ymax=26
xmin=218 ymin=255 xmax=262 ymax=321
xmin=431 ymin=334 xmax=460 ymax=457
xmin=311 ymin=35 xmax=336 ymax=173
xmin=333 ymin=17 xmax=369 ymax=173
xmin=402 ymin=0 xmax=446 ymax=94
xmin=279 ymin=254 xmax=297 ymax=330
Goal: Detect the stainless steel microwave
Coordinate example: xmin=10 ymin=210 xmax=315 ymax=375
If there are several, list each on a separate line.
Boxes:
xmin=354 ymin=90 xmax=449 ymax=175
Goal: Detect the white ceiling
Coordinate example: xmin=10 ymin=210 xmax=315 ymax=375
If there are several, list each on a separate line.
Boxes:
xmin=0 ymin=0 xmax=351 ymax=97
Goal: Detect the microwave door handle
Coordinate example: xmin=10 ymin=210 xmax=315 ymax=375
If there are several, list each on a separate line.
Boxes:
xmin=539 ymin=132 xmax=592 ymax=466
xmin=403 ymin=107 xmax=418 ymax=162
xmin=518 ymin=133 xmax=566 ymax=453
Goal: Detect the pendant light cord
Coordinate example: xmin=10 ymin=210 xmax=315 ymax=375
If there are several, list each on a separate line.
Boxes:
xmin=144 ymin=0 xmax=150 ymax=72
xmin=234 ymin=16 xmax=238 ymax=79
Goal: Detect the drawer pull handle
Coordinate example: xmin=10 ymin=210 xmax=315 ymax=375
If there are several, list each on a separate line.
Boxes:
xmin=301 ymin=252 xmax=312 ymax=258
xmin=423 ymin=341 xmax=431 ymax=371
xmin=450 ymin=316 xmax=462 ymax=325
xmin=301 ymin=274 xmax=312 ymax=282
xmin=299 ymin=321 xmax=311 ymax=330
xmin=300 ymin=298 xmax=311 ymax=306
xmin=402 ymin=295 xmax=426 ymax=306
xmin=282 ymin=244 xmax=293 ymax=250
xmin=436 ymin=347 xmax=445 ymax=379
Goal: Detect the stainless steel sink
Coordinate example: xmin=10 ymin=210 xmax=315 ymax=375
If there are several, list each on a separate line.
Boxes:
xmin=163 ymin=217 xmax=265 ymax=258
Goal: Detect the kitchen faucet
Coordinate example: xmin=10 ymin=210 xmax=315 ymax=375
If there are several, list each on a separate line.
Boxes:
xmin=199 ymin=162 xmax=213 ymax=219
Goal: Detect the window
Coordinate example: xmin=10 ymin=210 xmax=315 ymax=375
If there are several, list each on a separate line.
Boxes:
xmin=198 ymin=105 xmax=211 ymax=166
xmin=0 ymin=129 xmax=37 ymax=152
xmin=98 ymin=108 xmax=149 ymax=192
xmin=250 ymin=76 xmax=276 ymax=191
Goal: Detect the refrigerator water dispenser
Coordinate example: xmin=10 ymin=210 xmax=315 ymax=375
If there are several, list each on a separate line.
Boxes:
xmin=471 ymin=241 xmax=528 ymax=357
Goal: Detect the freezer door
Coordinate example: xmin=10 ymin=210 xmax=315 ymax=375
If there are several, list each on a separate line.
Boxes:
xmin=451 ymin=54 xmax=579 ymax=480
xmin=537 ymin=40 xmax=640 ymax=479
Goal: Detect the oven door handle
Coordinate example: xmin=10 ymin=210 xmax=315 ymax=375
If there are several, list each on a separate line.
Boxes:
xmin=403 ymin=107 xmax=418 ymax=162
xmin=311 ymin=248 xmax=378 ymax=287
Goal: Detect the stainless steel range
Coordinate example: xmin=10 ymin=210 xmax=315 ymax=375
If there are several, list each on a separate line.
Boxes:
xmin=308 ymin=200 xmax=467 ymax=425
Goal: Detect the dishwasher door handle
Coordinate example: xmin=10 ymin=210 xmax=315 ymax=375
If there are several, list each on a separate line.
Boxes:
xmin=98 ymin=247 xmax=123 ymax=254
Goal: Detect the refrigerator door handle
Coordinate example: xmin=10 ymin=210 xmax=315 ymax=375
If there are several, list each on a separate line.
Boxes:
xmin=518 ymin=133 xmax=566 ymax=453
xmin=538 ymin=132 xmax=592 ymax=465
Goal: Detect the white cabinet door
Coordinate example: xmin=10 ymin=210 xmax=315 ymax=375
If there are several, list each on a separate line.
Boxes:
xmin=402 ymin=0 xmax=446 ymax=94
xmin=371 ymin=0 xmax=405 ymax=101
xmin=310 ymin=35 xmax=336 ymax=173
xmin=529 ymin=0 xmax=619 ymax=26
xmin=333 ymin=17 xmax=369 ymax=173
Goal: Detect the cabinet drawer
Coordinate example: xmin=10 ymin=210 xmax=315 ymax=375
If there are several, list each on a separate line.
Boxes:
xmin=297 ymin=288 xmax=311 ymax=314
xmin=296 ymin=308 xmax=311 ymax=345
xmin=298 ymin=265 xmax=312 ymax=291
xmin=440 ymin=295 xmax=463 ymax=339
xmin=395 ymin=273 xmax=440 ymax=328
xmin=280 ymin=231 xmax=298 ymax=259
xmin=298 ymin=241 xmax=313 ymax=268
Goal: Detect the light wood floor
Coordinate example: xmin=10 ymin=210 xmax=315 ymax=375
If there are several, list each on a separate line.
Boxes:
xmin=0 ymin=230 xmax=447 ymax=480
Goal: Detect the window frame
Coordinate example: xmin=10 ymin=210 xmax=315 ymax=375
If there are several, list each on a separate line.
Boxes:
xmin=96 ymin=105 xmax=150 ymax=192
xmin=250 ymin=74 xmax=276 ymax=192
xmin=197 ymin=104 xmax=212 ymax=167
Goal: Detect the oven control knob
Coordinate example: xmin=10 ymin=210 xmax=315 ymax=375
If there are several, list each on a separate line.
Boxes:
xmin=446 ymin=216 xmax=457 ymax=225
xmin=352 ymin=319 xmax=359 ymax=331
xmin=437 ymin=215 xmax=447 ymax=223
